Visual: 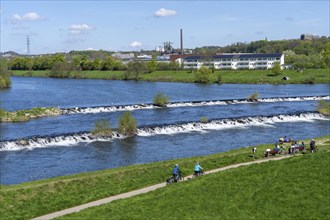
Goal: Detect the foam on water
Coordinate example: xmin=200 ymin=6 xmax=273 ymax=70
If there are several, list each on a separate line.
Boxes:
xmin=63 ymin=96 xmax=329 ymax=115
xmin=1 ymin=112 xmax=327 ymax=151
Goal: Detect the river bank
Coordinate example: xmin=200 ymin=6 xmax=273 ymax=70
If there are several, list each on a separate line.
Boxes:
xmin=11 ymin=69 xmax=330 ymax=84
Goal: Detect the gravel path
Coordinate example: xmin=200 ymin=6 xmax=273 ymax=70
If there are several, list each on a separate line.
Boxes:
xmin=32 ymin=155 xmax=292 ymax=220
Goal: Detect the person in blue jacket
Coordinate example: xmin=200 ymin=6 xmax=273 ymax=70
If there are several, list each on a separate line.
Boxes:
xmin=172 ymin=164 xmax=181 ymax=182
xmin=194 ymin=162 xmax=203 ymax=175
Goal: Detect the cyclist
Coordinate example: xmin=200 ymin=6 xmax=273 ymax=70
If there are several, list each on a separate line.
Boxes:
xmin=172 ymin=164 xmax=181 ymax=182
xmin=194 ymin=162 xmax=203 ymax=176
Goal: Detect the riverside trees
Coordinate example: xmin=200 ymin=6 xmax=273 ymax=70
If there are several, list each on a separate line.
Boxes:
xmin=0 ymin=59 xmax=11 ymax=89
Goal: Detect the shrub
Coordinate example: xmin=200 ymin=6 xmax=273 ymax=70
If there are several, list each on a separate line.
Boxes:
xmin=117 ymin=112 xmax=137 ymax=136
xmin=317 ymin=100 xmax=330 ymax=116
xmin=153 ymin=92 xmax=169 ymax=107
xmin=247 ymin=92 xmax=259 ymax=102
xmin=215 ymin=72 xmax=222 ymax=84
xmin=194 ymin=66 xmax=212 ymax=83
xmin=200 ymin=116 xmax=209 ymax=123
xmin=271 ymin=62 xmax=281 ymax=76
xmin=91 ymin=119 xmax=112 ymax=136
xmin=303 ymin=77 xmax=315 ymax=84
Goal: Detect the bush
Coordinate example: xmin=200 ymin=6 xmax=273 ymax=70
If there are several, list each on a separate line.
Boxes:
xmin=153 ymin=92 xmax=169 ymax=107
xmin=271 ymin=62 xmax=281 ymax=76
xmin=215 ymin=72 xmax=222 ymax=84
xmin=49 ymin=62 xmax=76 ymax=78
xmin=194 ymin=66 xmax=212 ymax=83
xmin=247 ymin=92 xmax=259 ymax=102
xmin=317 ymin=100 xmax=330 ymax=116
xmin=91 ymin=119 xmax=112 ymax=136
xmin=303 ymin=77 xmax=315 ymax=84
xmin=117 ymin=112 xmax=137 ymax=136
xmin=200 ymin=116 xmax=209 ymax=123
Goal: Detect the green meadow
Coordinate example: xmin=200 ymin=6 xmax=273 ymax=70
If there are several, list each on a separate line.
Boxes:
xmin=11 ymin=69 xmax=330 ymax=84
xmin=1 ymin=136 xmax=329 ymax=220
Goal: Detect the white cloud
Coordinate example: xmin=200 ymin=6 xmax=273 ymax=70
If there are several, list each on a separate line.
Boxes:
xmin=69 ymin=24 xmax=93 ymax=34
xmin=11 ymin=12 xmax=44 ymax=24
xmin=23 ymin=12 xmax=43 ymax=20
xmin=86 ymin=47 xmax=95 ymax=50
xmin=130 ymin=41 xmax=142 ymax=47
xmin=154 ymin=8 xmax=177 ymax=17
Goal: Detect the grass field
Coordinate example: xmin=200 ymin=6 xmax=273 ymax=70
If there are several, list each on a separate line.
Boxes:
xmin=11 ymin=69 xmax=330 ymax=84
xmin=0 ymin=136 xmax=329 ymax=219
xmin=60 ymin=149 xmax=330 ymax=220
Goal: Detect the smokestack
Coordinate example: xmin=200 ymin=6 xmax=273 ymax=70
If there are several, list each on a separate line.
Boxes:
xmin=180 ymin=29 xmax=183 ymax=67
xmin=180 ymin=29 xmax=183 ymax=55
xmin=27 ymin=35 xmax=30 ymax=55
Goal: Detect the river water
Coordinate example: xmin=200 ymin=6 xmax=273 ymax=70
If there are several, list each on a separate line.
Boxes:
xmin=0 ymin=77 xmax=329 ymax=184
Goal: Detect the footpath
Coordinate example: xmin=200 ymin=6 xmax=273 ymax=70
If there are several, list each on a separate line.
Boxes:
xmin=32 ymin=155 xmax=292 ymax=220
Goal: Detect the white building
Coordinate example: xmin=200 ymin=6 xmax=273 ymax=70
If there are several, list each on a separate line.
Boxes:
xmin=183 ymin=53 xmax=284 ymax=70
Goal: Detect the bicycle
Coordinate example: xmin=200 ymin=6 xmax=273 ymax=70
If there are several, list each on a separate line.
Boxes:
xmin=166 ymin=174 xmax=183 ymax=185
xmin=192 ymin=170 xmax=205 ymax=179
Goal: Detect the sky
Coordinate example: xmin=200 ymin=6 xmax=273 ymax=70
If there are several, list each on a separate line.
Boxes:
xmin=1 ymin=0 xmax=329 ymax=54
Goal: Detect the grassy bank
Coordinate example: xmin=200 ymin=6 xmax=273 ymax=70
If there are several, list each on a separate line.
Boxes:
xmin=0 ymin=136 xmax=329 ymax=219
xmin=0 ymin=107 xmax=62 ymax=122
xmin=12 ymin=69 xmax=330 ymax=84
xmin=61 ymin=147 xmax=330 ymax=220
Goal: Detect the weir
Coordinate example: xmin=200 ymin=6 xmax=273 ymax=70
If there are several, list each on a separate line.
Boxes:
xmin=62 ymin=95 xmax=329 ymax=115
xmin=0 ymin=112 xmax=327 ymax=151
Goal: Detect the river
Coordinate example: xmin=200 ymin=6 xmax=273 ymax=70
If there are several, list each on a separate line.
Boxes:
xmin=0 ymin=77 xmax=329 ymax=184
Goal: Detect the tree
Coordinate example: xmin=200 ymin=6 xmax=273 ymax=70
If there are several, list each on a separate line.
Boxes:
xmin=0 ymin=59 xmax=11 ymax=88
xmin=146 ymin=59 xmax=157 ymax=73
xmin=124 ymin=61 xmax=146 ymax=80
xmin=49 ymin=61 xmax=75 ymax=78
xmin=272 ymin=62 xmax=281 ymax=76
xmin=194 ymin=66 xmax=212 ymax=83
xmin=117 ymin=112 xmax=137 ymax=136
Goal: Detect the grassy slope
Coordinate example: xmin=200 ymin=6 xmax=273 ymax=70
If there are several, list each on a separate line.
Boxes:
xmin=1 ymin=136 xmax=329 ymax=220
xmin=61 ymin=150 xmax=330 ymax=220
xmin=12 ymin=69 xmax=330 ymax=84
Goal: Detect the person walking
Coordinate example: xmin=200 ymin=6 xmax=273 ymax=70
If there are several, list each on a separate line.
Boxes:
xmin=310 ymin=139 xmax=316 ymax=153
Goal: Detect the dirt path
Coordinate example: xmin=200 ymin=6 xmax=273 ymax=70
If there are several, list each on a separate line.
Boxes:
xmin=32 ymin=155 xmax=292 ymax=220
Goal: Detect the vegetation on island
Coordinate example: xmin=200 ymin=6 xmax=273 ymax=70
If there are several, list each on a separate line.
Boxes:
xmin=247 ymin=92 xmax=260 ymax=102
xmin=117 ymin=112 xmax=137 ymax=136
xmin=153 ymin=92 xmax=169 ymax=107
xmin=1 ymin=136 xmax=329 ymax=220
xmin=0 ymin=107 xmax=62 ymax=122
xmin=91 ymin=119 xmax=112 ymax=136
xmin=200 ymin=116 xmax=209 ymax=123
xmin=317 ymin=100 xmax=330 ymax=116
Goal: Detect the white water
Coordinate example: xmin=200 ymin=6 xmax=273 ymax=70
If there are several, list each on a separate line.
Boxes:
xmin=1 ymin=112 xmax=327 ymax=151
xmin=63 ymin=96 xmax=329 ymax=114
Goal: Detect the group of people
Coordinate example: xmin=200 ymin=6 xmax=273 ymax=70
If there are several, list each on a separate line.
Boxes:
xmin=171 ymin=162 xmax=204 ymax=182
xmin=274 ymin=136 xmax=317 ymax=154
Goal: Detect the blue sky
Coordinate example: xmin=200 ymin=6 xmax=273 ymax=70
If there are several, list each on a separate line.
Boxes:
xmin=1 ymin=0 xmax=329 ymax=54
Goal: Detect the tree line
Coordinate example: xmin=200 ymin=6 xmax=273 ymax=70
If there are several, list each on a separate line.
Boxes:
xmin=194 ymin=38 xmax=330 ymax=69
xmin=2 ymin=37 xmax=330 ymax=75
